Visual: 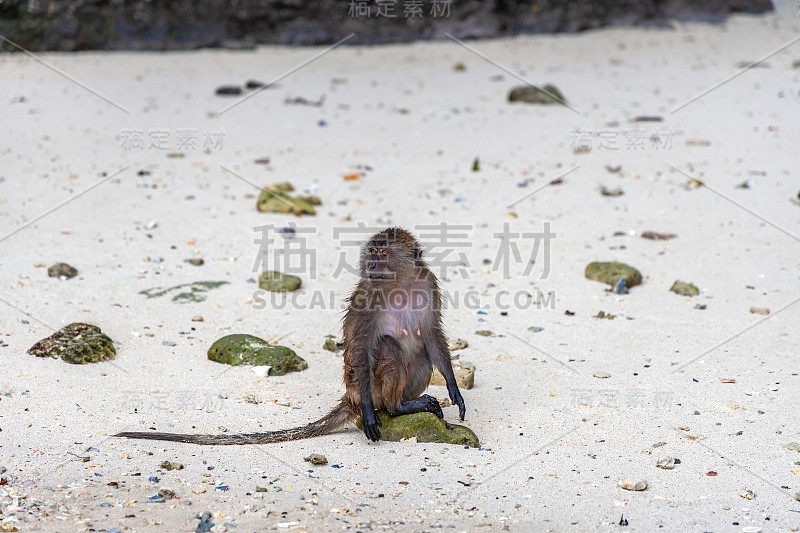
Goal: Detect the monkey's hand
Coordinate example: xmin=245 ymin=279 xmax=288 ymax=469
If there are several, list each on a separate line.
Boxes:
xmin=448 ymin=385 xmax=466 ymax=421
xmin=361 ymin=405 xmax=382 ymax=442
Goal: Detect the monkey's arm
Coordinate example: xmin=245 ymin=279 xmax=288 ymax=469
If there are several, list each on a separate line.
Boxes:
xmin=426 ymin=332 xmax=466 ymax=421
xmin=357 ymin=340 xmax=382 ymax=442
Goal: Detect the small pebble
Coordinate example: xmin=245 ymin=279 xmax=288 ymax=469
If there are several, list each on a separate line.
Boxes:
xmin=192 ymin=316 xmax=204 ymax=322
xmin=593 ymin=371 xmax=611 ymax=379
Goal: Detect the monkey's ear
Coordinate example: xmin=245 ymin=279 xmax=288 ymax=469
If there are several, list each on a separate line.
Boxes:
xmin=413 ymin=248 xmax=423 ymax=261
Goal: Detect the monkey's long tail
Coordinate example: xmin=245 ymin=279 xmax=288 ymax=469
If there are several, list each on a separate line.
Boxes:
xmin=114 ymin=402 xmax=356 ymax=445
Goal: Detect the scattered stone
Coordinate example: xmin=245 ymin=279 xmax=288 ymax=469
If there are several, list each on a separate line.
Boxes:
xmin=192 ymin=315 xmax=204 ymax=322
xmin=447 ymin=338 xmax=468 ymax=351
xmin=207 ymin=334 xmax=308 ymax=376
xmin=160 ymin=460 xmax=184 ymax=471
xmin=508 ymin=84 xmax=566 ymax=105
xmin=593 ymin=310 xmax=616 ymax=319
xmin=632 ymin=116 xmax=663 ymax=122
xmin=140 ymin=281 xmax=229 ymax=303
xmin=304 ymin=454 xmax=328 ymax=465
xmin=196 ymin=511 xmax=215 ymax=532
xmin=254 ymin=156 xmax=271 ymax=165
xmin=245 ymin=79 xmax=267 ymax=90
xmin=670 ymin=280 xmax=699 ymax=296
xmin=527 ymin=326 xmax=544 ymax=333
xmin=585 ymin=261 xmax=642 ymax=291
xmin=258 ymin=271 xmax=302 ymax=292
xmin=430 ymin=361 xmax=475 ymax=390
xmin=749 ymin=307 xmax=769 ymax=315
xmin=474 ymin=330 xmax=492 ymax=337
xmin=471 ymin=157 xmax=480 ymax=172
xmin=593 ymin=371 xmax=611 ymax=379
xmin=641 ymin=231 xmax=677 ymax=241
xmin=599 ymin=185 xmax=624 ymax=197
xmin=785 ymin=442 xmax=800 ymax=452
xmin=47 ymin=262 xmax=78 ymax=279
xmin=739 ymin=489 xmax=756 ymax=500
xmin=618 ymin=478 xmax=647 ymax=491
xmin=452 ymin=62 xmax=466 ymax=71
xmin=28 ymin=322 xmax=115 ymax=364
xmin=323 ymin=335 xmax=344 ymax=353
xmin=721 ymin=378 xmax=736 ymax=384
xmin=184 ymin=258 xmax=205 ymax=266
xmin=285 ymin=95 xmax=325 ymax=107
xmin=656 ymin=457 xmax=675 ymax=470
xmin=215 ymin=85 xmax=242 ymax=96
xmin=256 ymin=183 xmax=317 ymax=215
xmin=357 ymin=412 xmax=480 ymax=447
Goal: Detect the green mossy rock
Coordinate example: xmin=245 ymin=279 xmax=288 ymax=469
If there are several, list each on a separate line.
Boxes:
xmin=207 ymin=334 xmax=307 ymax=376
xmin=256 ymin=183 xmax=316 ymax=216
xmin=508 ymin=84 xmax=566 ymax=105
xmin=358 ymin=412 xmax=480 ymax=447
xmin=585 ymin=261 xmax=643 ymax=288
xmin=28 ymin=322 xmax=115 ymax=364
xmin=139 ymin=281 xmax=229 ymax=303
xmin=259 ymin=271 xmax=302 ymax=292
xmin=670 ymin=280 xmax=699 ymax=296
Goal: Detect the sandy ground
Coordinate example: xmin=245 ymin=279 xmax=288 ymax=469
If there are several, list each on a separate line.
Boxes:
xmin=2 ymin=9 xmax=800 ymax=533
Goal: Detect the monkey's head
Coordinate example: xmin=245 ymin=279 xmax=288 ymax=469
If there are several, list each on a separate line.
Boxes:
xmin=360 ymin=227 xmax=424 ymax=281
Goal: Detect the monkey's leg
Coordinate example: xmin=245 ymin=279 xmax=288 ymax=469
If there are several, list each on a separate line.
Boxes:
xmin=390 ymin=394 xmax=443 ymax=419
xmin=374 ymin=338 xmax=443 ymax=419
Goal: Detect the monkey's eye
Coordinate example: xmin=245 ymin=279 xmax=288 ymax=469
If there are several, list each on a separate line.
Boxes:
xmin=369 ymin=247 xmax=378 ymax=255
xmin=380 ymin=249 xmax=388 ymax=256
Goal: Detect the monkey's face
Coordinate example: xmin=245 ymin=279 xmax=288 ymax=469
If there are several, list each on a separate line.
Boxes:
xmin=360 ymin=228 xmax=423 ymax=281
xmin=364 ymin=244 xmax=397 ymax=279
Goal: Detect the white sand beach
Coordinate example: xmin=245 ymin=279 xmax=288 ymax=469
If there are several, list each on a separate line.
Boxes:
xmin=1 ymin=9 xmax=800 ymax=532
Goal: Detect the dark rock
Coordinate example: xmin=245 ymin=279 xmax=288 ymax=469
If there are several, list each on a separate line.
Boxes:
xmin=215 ymin=85 xmax=242 ymax=96
xmin=47 ymin=263 xmax=78 ymax=279
xmin=207 ymin=333 xmax=308 ymax=375
xmin=28 ymin=322 xmax=115 ymax=364
xmin=0 ymin=1 xmax=772 ymax=52
xmin=641 ymin=231 xmax=677 ymax=240
xmin=245 ymin=79 xmax=267 ymax=90
xmin=183 ymin=258 xmax=205 ymax=266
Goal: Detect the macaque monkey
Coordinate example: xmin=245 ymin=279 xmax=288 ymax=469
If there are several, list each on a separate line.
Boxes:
xmin=116 ymin=227 xmax=465 ymax=444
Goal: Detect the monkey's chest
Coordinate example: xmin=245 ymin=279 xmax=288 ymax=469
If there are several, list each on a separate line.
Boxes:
xmin=378 ymin=308 xmax=426 ymax=352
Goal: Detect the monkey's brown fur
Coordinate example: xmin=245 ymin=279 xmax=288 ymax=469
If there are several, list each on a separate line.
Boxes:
xmin=115 ymin=227 xmax=465 ymax=445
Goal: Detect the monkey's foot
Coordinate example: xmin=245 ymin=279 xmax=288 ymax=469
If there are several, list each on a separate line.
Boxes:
xmin=393 ymin=394 xmax=443 ymax=419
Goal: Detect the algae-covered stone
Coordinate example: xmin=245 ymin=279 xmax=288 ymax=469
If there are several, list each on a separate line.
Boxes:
xmin=259 ymin=271 xmax=302 ymax=292
xmin=508 ymin=84 xmax=567 ymax=105
xmin=323 ymin=335 xmax=343 ymax=353
xmin=357 ymin=412 xmax=480 ymax=447
xmin=670 ymin=280 xmax=699 ymax=296
xmin=28 ymin=322 xmax=115 ymax=364
xmin=207 ymin=334 xmax=307 ymax=376
xmin=256 ymin=183 xmax=317 ymax=216
xmin=585 ymin=261 xmax=642 ymax=290
xmin=430 ymin=361 xmax=475 ymax=390
xmin=140 ymin=281 xmax=229 ymax=303
xmin=48 ymin=262 xmax=78 ymax=279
